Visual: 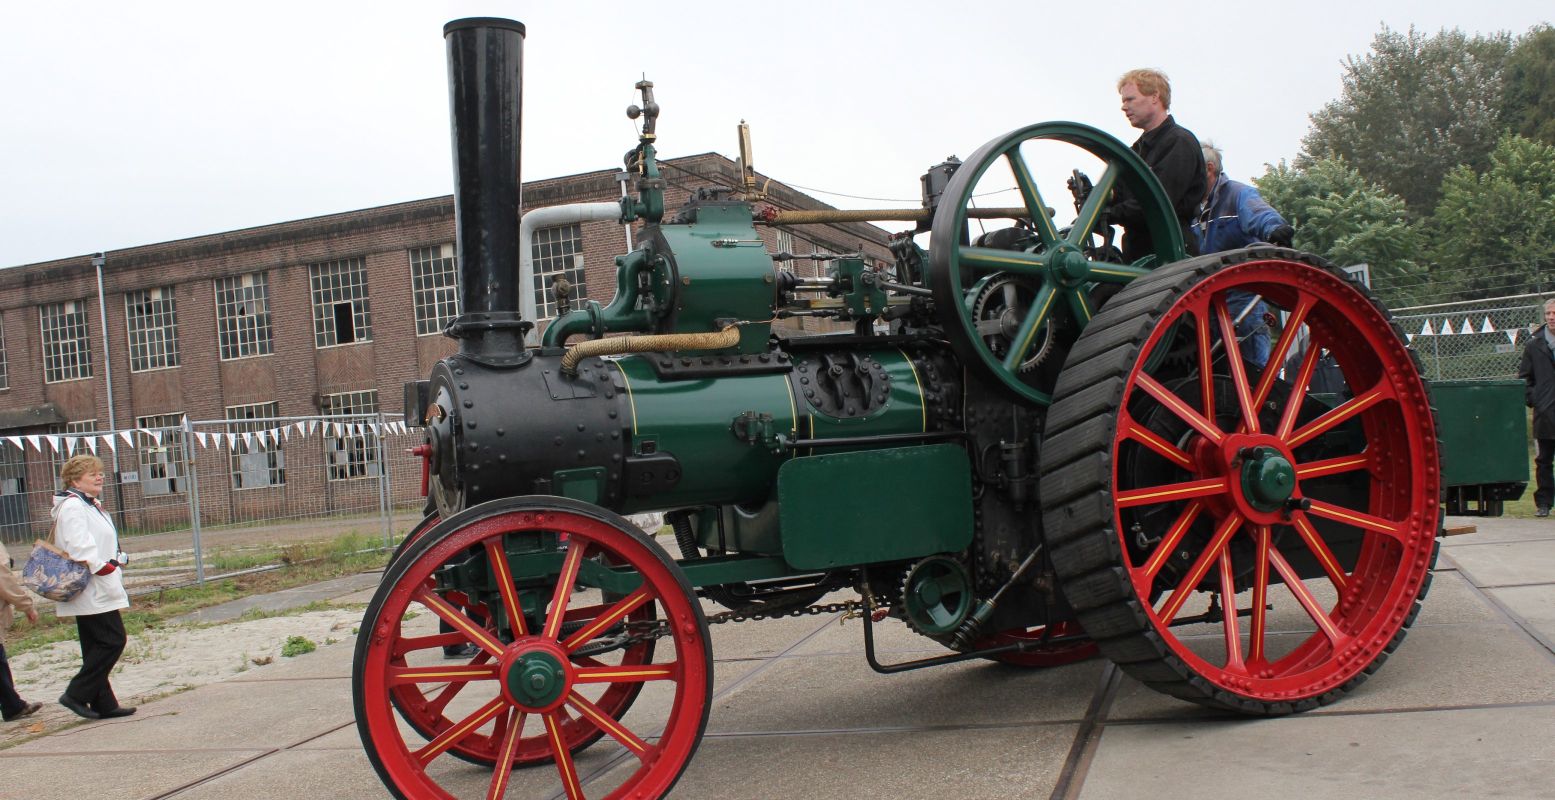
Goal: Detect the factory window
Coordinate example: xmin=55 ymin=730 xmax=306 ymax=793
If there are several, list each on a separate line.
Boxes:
xmin=321 ymin=390 xmax=381 ymax=481
xmin=0 ymin=313 xmax=8 ymax=390
xmin=39 ymin=300 xmax=93 ymax=383
xmin=309 ymin=257 xmax=374 ymax=347
xmin=214 ymin=272 xmax=274 ymax=360
xmin=410 ymin=244 xmax=460 ymax=335
xmin=136 ymin=413 xmax=186 ymax=496
xmin=226 ymin=402 xmax=285 ymax=489
xmin=531 ymin=223 xmax=585 ymax=320
xmin=125 ymin=287 xmax=180 ymax=372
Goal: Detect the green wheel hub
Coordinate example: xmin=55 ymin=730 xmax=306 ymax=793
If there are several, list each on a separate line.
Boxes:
xmin=508 ymin=650 xmax=567 ymax=708
xmin=1240 ymin=446 xmax=1296 ymax=512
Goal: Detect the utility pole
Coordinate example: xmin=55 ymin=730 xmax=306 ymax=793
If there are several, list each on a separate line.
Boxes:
xmin=92 ymin=252 xmax=127 ymax=525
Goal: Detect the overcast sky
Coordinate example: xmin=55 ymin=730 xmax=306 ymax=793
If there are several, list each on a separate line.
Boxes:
xmin=1 ymin=0 xmax=1550 ymax=268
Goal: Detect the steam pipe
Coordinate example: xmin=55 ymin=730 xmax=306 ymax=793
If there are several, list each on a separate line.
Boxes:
xmin=760 ymin=207 xmax=1033 ymax=225
xmin=442 ymin=17 xmax=529 ymax=364
xmin=519 ymin=202 xmax=621 ymax=324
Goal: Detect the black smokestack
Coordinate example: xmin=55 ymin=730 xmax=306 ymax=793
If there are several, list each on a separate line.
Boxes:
xmin=443 ymin=17 xmax=528 ymax=362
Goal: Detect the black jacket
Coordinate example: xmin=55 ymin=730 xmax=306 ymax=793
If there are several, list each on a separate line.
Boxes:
xmin=1110 ymin=115 xmax=1206 ymax=263
xmin=1519 ymin=324 xmax=1555 ymax=439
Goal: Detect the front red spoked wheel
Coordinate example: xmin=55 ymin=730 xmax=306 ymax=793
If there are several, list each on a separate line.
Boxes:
xmin=1041 ymin=249 xmax=1440 ymax=713
xmin=355 ymin=497 xmax=711 ymax=799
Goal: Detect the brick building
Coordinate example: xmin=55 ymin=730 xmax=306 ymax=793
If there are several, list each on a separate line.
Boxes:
xmin=0 ymin=153 xmax=892 ymax=543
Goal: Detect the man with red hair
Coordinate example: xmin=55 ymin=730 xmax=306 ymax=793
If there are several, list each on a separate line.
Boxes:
xmin=1109 ymin=68 xmax=1206 ymax=263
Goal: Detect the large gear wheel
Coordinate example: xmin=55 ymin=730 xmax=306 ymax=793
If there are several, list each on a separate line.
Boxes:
xmin=971 ymin=275 xmax=1057 ymax=373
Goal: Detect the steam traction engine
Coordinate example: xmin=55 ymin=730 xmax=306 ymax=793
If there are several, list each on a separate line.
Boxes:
xmin=354 ymin=18 xmax=1442 ymax=799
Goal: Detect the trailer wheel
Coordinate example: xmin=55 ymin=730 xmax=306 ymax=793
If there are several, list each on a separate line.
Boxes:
xmin=1040 ymin=249 xmax=1440 ymax=713
xmin=355 ymin=497 xmax=711 ymax=799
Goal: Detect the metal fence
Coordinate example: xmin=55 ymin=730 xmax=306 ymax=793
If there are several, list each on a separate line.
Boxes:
xmin=1393 ymin=293 xmax=1547 ymax=382
xmin=0 ymin=414 xmax=426 ymax=594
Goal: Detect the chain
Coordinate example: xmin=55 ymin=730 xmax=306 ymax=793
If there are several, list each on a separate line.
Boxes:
xmin=602 ymin=597 xmax=868 ymax=652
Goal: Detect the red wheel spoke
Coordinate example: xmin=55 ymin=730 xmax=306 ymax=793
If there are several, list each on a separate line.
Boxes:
xmin=1248 ymin=525 xmax=1271 ymax=664
xmin=561 ymin=587 xmax=654 ymax=653
xmin=545 ymin=711 xmax=587 ymax=800
xmin=1268 ymin=544 xmax=1348 ymax=646
xmin=1066 ymin=164 xmax=1118 ymax=246
xmin=484 ymin=537 xmax=529 ymax=637
xmin=1116 ymin=476 xmax=1229 ymax=509
xmin=1195 ymin=305 xmax=1216 ymax=424
xmin=1287 ymin=381 xmax=1392 ymax=449
xmin=415 ymin=588 xmax=505 ymax=656
xmin=1253 ymin=293 xmax=1316 ymax=411
xmin=1304 ymin=501 xmax=1405 ymax=543
xmin=960 ymin=246 xmax=1046 ymax=278
xmin=574 ymin=663 xmax=678 ymax=684
xmin=568 ymin=690 xmax=652 ymax=758
xmin=1120 ymin=412 xmax=1193 ymax=470
xmin=1140 ymin=500 xmax=1206 ymax=584
xmin=1291 ymin=513 xmax=1350 ymax=592
xmin=1006 ymin=151 xmax=1061 ymax=247
xmin=1158 ymin=512 xmax=1243 ymax=624
xmin=1066 ymin=288 xmax=1096 ymax=326
xmin=485 ymin=709 xmax=526 ymax=800
xmin=543 ymin=541 xmax=589 ymax=641
xmin=1295 ymin=454 xmax=1371 ymax=480
xmin=414 ymin=696 xmax=507 ymax=765
xmin=1137 ymin=372 xmax=1225 ymax=444
xmin=1003 ymin=281 xmax=1058 ymax=370
xmin=1276 ymin=341 xmax=1323 ymax=438
xmin=1216 ymin=548 xmax=1244 ymax=672
xmin=1214 ymin=296 xmax=1259 ymax=433
xmin=387 ymin=663 xmax=498 ymax=687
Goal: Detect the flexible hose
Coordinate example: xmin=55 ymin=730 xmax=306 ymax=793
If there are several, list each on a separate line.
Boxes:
xmin=560 ymin=324 xmax=740 ymax=374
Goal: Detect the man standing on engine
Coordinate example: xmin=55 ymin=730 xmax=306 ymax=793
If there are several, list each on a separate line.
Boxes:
xmin=1109 ymin=68 xmax=1206 ymax=264
xmin=1192 ymin=140 xmax=1296 ymax=368
xmin=1518 ymin=297 xmax=1555 ymax=517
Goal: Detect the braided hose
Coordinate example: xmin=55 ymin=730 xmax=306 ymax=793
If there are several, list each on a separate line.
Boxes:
xmin=560 ymin=324 xmax=740 ymax=374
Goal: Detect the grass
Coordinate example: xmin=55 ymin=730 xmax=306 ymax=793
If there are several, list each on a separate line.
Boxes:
xmin=4 ymin=532 xmax=393 ymax=658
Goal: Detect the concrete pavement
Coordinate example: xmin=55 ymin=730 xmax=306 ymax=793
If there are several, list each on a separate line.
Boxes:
xmin=2 ymin=514 xmax=1553 ymax=800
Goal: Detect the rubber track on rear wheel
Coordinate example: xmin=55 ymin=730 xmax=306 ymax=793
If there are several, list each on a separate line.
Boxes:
xmin=1038 ymin=247 xmax=1443 ymax=715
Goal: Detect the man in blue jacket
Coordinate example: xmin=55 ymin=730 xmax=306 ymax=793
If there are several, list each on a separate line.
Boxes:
xmin=1192 ymin=141 xmax=1295 ymax=368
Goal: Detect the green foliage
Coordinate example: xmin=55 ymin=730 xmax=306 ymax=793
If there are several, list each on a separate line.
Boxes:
xmin=1424 ymin=134 xmax=1555 ymax=300
xmin=1301 ymin=25 xmax=1513 ymax=214
xmin=281 ymin=635 xmax=317 ymax=657
xmin=1255 ymin=158 xmax=1424 ymax=306
xmin=1503 ymin=25 xmax=1555 ymax=146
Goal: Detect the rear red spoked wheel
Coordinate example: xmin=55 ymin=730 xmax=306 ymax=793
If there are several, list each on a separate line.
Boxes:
xmin=976 ymin=621 xmax=1098 ymax=667
xmin=356 ymin=497 xmax=710 ymax=799
xmin=1041 ymin=250 xmax=1440 ymax=713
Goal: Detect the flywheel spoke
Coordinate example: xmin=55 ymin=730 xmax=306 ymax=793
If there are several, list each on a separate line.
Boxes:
xmin=1086 ymin=262 xmax=1153 ymax=284
xmin=1006 ymin=150 xmax=1061 ymax=246
xmin=1066 ymin=164 xmax=1118 ymax=247
xmin=1002 ymin=281 xmax=1058 ymax=370
xmin=1066 ymin=287 xmax=1096 ymax=326
xmin=960 ymin=246 xmax=1047 ymax=278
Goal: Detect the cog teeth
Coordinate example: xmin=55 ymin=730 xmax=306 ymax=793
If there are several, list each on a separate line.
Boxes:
xmin=972 ymin=276 xmax=1055 ymax=373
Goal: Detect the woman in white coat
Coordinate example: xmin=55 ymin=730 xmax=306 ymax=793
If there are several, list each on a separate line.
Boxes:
xmin=53 ymin=455 xmax=135 ymax=720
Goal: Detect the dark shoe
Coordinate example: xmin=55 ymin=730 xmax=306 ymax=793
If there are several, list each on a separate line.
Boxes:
xmin=59 ymin=694 xmax=100 ymax=720
xmin=3 ymin=701 xmax=43 ymax=722
xmin=98 ymin=706 xmax=136 ymax=718
xmin=443 ymin=643 xmax=479 ymax=659
xmin=1538 ymin=507 xmax=1551 ymax=518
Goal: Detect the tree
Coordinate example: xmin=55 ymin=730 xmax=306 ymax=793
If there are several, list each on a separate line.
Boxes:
xmin=1503 ymin=25 xmax=1555 ymax=147
xmin=1301 ymin=26 xmax=1512 ymax=215
xmin=1424 ymin=134 xmax=1555 ymax=301
xmin=1255 ymin=158 xmax=1425 ymax=306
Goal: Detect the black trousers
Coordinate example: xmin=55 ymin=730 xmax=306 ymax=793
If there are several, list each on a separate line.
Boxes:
xmin=0 ymin=642 xmax=25 ymax=716
xmin=1536 ymin=438 xmax=1555 ymax=511
xmin=65 ymin=609 xmax=126 ymax=713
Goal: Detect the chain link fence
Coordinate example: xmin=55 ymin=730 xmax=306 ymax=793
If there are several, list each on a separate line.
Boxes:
xmin=1393 ymin=293 xmax=1547 ymax=382
xmin=1 ymin=414 xmax=427 ymax=595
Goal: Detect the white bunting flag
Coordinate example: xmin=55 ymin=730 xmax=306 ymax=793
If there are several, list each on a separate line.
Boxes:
xmin=151 ymin=429 xmax=164 ymax=446
xmin=85 ymin=437 xmax=98 ymax=455
xmin=226 ymin=432 xmax=238 ymax=450
xmin=44 ymin=435 xmax=60 ymax=453
xmin=103 ymin=434 xmax=117 ymax=455
xmin=1419 ymin=320 xmax=1434 ymax=336
xmin=281 ymin=425 xmax=292 ymax=441
xmin=241 ymin=432 xmax=254 ymax=449
xmin=3 ymin=436 xmax=20 ymax=450
xmin=1406 ymin=333 xmax=1415 ymax=343
xmin=195 ymin=432 xmax=209 ymax=448
xmin=306 ymin=420 xmax=318 ymax=436
xmin=1461 ymin=317 xmax=1473 ymax=336
xmin=1507 ymin=329 xmax=1520 ymax=345
xmin=25 ymin=435 xmax=42 ymax=452
xmin=1480 ymin=317 xmax=1494 ymax=334
xmin=119 ymin=430 xmax=135 ymax=447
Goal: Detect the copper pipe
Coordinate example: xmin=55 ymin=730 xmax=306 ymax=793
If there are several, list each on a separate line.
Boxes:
xmin=561 ymin=325 xmax=741 ymax=374
xmin=761 ymin=207 xmax=1033 ymax=225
